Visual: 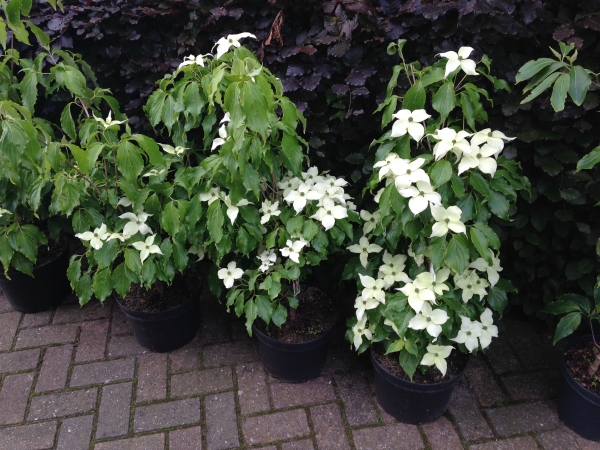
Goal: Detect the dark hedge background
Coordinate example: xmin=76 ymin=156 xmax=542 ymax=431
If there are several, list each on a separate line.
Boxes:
xmin=29 ymin=0 xmax=600 ymax=321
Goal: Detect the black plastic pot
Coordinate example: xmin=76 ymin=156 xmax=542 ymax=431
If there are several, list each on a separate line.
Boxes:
xmin=371 ymin=350 xmax=465 ymax=424
xmin=253 ymin=324 xmax=335 ymax=383
xmin=557 ymin=334 xmax=600 ymax=441
xmin=116 ymin=291 xmax=200 ymax=353
xmin=0 ymin=244 xmax=71 ymax=313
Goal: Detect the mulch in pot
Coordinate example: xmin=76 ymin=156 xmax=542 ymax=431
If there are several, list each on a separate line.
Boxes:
xmin=564 ymin=340 xmax=600 ymax=396
xmin=372 ymin=342 xmax=468 ymax=384
xmin=254 ymin=286 xmax=337 ymax=344
xmin=35 ymin=234 xmax=69 ymax=267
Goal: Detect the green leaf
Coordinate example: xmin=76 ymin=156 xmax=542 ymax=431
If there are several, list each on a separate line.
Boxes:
xmin=474 ymin=223 xmax=500 ymax=249
xmin=0 ymin=18 xmax=7 ymax=49
xmin=399 ymin=350 xmax=419 ymax=381
xmin=469 ymin=172 xmax=492 ymax=198
xmin=550 ymin=73 xmax=570 ymax=112
xmin=576 ymin=146 xmax=600 ymax=172
xmin=469 ymin=227 xmax=490 ymax=261
xmin=256 ymin=295 xmax=273 ymax=324
xmin=16 ymin=227 xmax=37 ymax=262
xmin=242 ymin=82 xmax=269 ymax=139
xmin=280 ymin=133 xmax=304 ymax=177
xmin=557 ymin=293 xmax=591 ymax=314
xmin=131 ymin=134 xmax=165 ymax=166
xmin=0 ymin=235 xmax=14 ymax=272
xmin=19 ymin=72 xmax=38 ymax=112
xmin=568 ymin=66 xmax=591 ymax=106
xmin=302 ymin=220 xmax=319 ymax=242
xmin=116 ymin=141 xmax=144 ymax=183
xmin=161 ymin=201 xmax=181 ymax=237
xmin=67 ymin=256 xmax=81 ymax=286
xmin=67 ymin=144 xmax=89 ymax=174
xmin=521 ymin=72 xmax=560 ymax=104
xmin=124 ymin=248 xmax=142 ymax=273
xmin=25 ymin=20 xmax=49 ymax=48
xmin=75 ymin=274 xmax=92 ymax=305
xmin=92 ymin=269 xmax=113 ymax=302
xmin=429 ymin=236 xmax=447 ymax=271
xmin=489 ymin=191 xmax=509 ymax=220
xmin=402 ymin=81 xmax=426 ymax=110
xmin=444 ymin=234 xmax=470 ymax=274
xmin=429 ymin=160 xmax=452 ymax=187
xmin=432 ymin=81 xmax=456 ymax=122
xmin=94 ymin=240 xmax=119 ymax=269
xmin=244 ymin=299 xmax=258 ymax=335
xmin=271 ymin=304 xmax=288 ymax=327
xmin=60 ymin=104 xmax=77 ymax=140
xmin=542 ymin=300 xmax=581 ymax=315
xmin=515 ymin=58 xmax=557 ymax=83
xmin=553 ymin=312 xmax=581 ymax=344
xmin=207 ymin=201 xmax=224 ymax=244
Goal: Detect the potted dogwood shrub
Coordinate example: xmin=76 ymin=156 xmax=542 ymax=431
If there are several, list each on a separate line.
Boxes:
xmin=345 ymin=41 xmax=529 ymax=423
xmin=146 ymin=33 xmax=358 ymax=380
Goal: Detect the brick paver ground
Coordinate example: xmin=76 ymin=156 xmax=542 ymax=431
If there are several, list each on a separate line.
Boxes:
xmin=0 ymin=282 xmax=598 ymax=450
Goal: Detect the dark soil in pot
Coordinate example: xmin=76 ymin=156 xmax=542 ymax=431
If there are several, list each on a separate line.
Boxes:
xmin=372 ymin=343 xmax=468 ymax=384
xmin=254 ymin=286 xmax=337 ymax=343
xmin=563 ymin=340 xmax=600 ymax=396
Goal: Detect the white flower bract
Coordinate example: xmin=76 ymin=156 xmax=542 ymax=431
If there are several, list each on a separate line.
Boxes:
xmin=217 ymin=261 xmax=244 ymax=288
xmin=131 ymin=235 xmax=163 ymax=264
xmin=439 ymin=47 xmax=478 ymax=78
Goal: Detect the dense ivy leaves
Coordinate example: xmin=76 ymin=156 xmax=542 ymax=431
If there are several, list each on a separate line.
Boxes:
xmin=27 ymin=0 xmax=600 ymax=320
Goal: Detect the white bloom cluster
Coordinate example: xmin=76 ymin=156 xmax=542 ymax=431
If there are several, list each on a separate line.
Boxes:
xmin=257 ymin=249 xmax=277 ymax=272
xmin=177 ymin=33 xmax=257 ymax=70
xmin=198 ymin=185 xmax=252 ymax=225
xmin=451 ymin=309 xmax=498 ymax=351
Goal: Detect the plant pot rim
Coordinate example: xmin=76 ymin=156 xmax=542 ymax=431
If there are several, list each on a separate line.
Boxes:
xmin=0 ymin=240 xmax=70 ymax=281
xmin=561 ymin=334 xmax=600 ymax=402
xmin=370 ymin=347 xmax=468 ymax=390
xmin=253 ymin=322 xmax=336 ymax=347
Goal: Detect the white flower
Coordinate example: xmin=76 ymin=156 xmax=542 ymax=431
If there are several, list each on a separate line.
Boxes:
xmin=479 ymin=308 xmax=498 ymax=349
xmin=373 ymin=153 xmax=400 ymax=180
xmin=352 ymin=316 xmax=373 ymax=350
xmin=0 ymin=208 xmax=11 ymax=218
xmin=311 ymin=197 xmax=348 ymax=230
xmin=348 ymin=236 xmax=383 ymax=268
xmin=119 ymin=211 xmax=153 ymax=236
xmin=451 ymin=316 xmax=482 ymax=352
xmin=384 ymin=318 xmax=400 ymax=335
xmin=469 ymin=250 xmax=502 ymax=287
xmin=277 ymin=175 xmax=302 ymax=198
xmin=217 ymin=261 xmax=244 ymax=289
xmin=259 ymin=200 xmax=281 ymax=224
xmin=439 ymin=47 xmax=478 ymax=78
xmin=224 ymin=196 xmax=251 ymax=224
xmin=142 ymin=169 xmax=165 ymax=178
xmin=284 ymin=183 xmax=323 ymax=214
xmin=354 ymin=295 xmax=380 ymax=321
xmin=408 ymin=302 xmax=449 ymax=338
xmin=93 ymin=111 xmax=126 ymax=129
xmin=470 ymin=128 xmax=515 ymax=154
xmin=430 ymin=205 xmax=466 ymax=237
xmin=76 ymin=224 xmax=110 ymax=250
xmin=214 ymin=32 xmax=257 ymax=60
xmin=131 ymin=235 xmax=163 ymax=264
xmin=390 ymin=157 xmax=431 ymax=188
xmin=390 ymin=109 xmax=431 ymax=141
xmin=188 ymin=245 xmax=206 ymax=261
xmin=359 ymin=274 xmax=386 ymax=304
xmin=220 ymin=112 xmax=231 ymax=124
xmin=398 ymin=272 xmax=437 ymax=313
xmin=378 ymin=251 xmax=411 ymax=286
xmin=302 ymin=167 xmax=325 ymax=185
xmin=199 ymin=187 xmax=222 ymax=204
xmin=454 ymin=270 xmax=489 ymax=302
xmin=458 ymin=144 xmax=498 ymax=176
xmin=117 ymin=197 xmax=132 ymax=207
xmin=279 ymin=239 xmax=308 ymax=264
xmin=430 ymin=128 xmax=472 ymax=160
xmin=421 ymin=344 xmax=454 ymax=376
xmin=211 ymin=124 xmax=229 ymax=151
xmin=321 ymin=175 xmax=348 ymax=189
xmin=360 ymin=210 xmax=381 ymax=234
xmin=373 ymin=188 xmax=385 ymax=204
xmin=178 ymin=54 xmax=205 ymax=70
xmin=158 ymin=143 xmax=187 ymax=156
xmin=398 ymin=181 xmax=442 ymax=215
xmin=257 ymin=249 xmax=277 ymax=272
xmin=431 ymin=267 xmax=451 ymax=296
xmin=408 ymin=247 xmax=425 ymax=266
xmin=106 ymin=232 xmax=130 ymax=242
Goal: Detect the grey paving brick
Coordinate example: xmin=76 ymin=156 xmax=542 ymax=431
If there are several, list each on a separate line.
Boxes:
xmin=201 ymin=315 xmax=231 ymax=345
xmin=28 ymin=388 xmax=98 ymax=420
xmin=0 ymin=421 xmax=57 ymax=450
xmin=569 ymin=428 xmax=600 ymax=450
xmin=271 ymin=376 xmax=336 ymax=409
xmin=485 ymin=338 xmax=521 ymax=374
xmin=53 ymin=300 xmax=110 ymax=323
xmin=16 ymin=323 xmax=79 ymax=348
xmin=94 ymin=433 xmax=165 ymax=450
xmin=96 ymin=382 xmax=133 ymax=439
xmin=468 ymin=436 xmax=539 ymax=450
xmin=537 ymin=428 xmax=581 ymax=450
xmin=57 ymin=414 xmax=94 ymax=450
xmin=485 ymin=401 xmax=559 ymax=436
xmin=36 ymin=345 xmax=73 ymax=392
xmin=464 ymin=357 xmax=506 ymax=407
xmin=136 ymin=353 xmax=167 ymax=402
xmin=282 ymin=440 xmax=315 ymax=450
xmin=170 ymin=426 xmax=203 ymax=450
xmin=169 ymin=336 xmax=201 ymax=372
xmin=107 ymin=334 xmax=147 ymax=357
xmin=0 ymin=348 xmax=40 ymax=373
xmin=421 ymin=416 xmax=464 ymax=450
xmin=502 ymin=371 xmax=559 ymax=400
xmin=76 ymin=319 xmax=109 ymax=362
xmin=311 ymin=403 xmax=351 ymax=450
xmin=448 ymin=384 xmax=494 ymax=441
xmin=236 ymin=362 xmax=270 ymax=415
xmin=203 ymin=340 xmax=259 ymax=366
xmin=0 ymin=312 xmax=22 ymax=350
xmin=20 ymin=310 xmax=53 ymax=328
xmin=205 ymin=391 xmax=240 ymax=450
xmin=242 ymin=409 xmax=310 ymax=445
xmin=352 ymin=423 xmax=425 ymax=450
xmin=509 ymin=337 xmax=557 ymax=372
xmin=336 ymin=372 xmax=379 ymax=426
xmin=0 ymin=372 xmax=34 ymax=424
xmin=171 ymin=366 xmax=233 ymax=398
xmin=134 ymin=398 xmax=200 ymax=432
xmin=70 ymin=358 xmax=135 ymax=386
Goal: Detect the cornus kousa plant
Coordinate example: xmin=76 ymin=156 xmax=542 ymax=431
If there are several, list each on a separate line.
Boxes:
xmin=345 ymin=40 xmax=530 ymax=379
xmin=147 ymin=33 xmax=359 ymax=333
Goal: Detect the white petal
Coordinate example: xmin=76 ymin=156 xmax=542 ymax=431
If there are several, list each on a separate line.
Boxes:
xmin=411 ymin=110 xmax=431 ymax=122
xmin=458 ymin=47 xmax=474 ymax=58
xmin=444 ymin=58 xmax=461 ymax=78
xmin=478 ymin=158 xmax=497 ymax=176
xmin=430 ymin=222 xmax=449 ymax=238
xmin=407 ymin=122 xmax=425 ymax=141
xmin=460 ymin=59 xmax=478 ymax=76
xmin=408 ymin=196 xmax=429 ymax=215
